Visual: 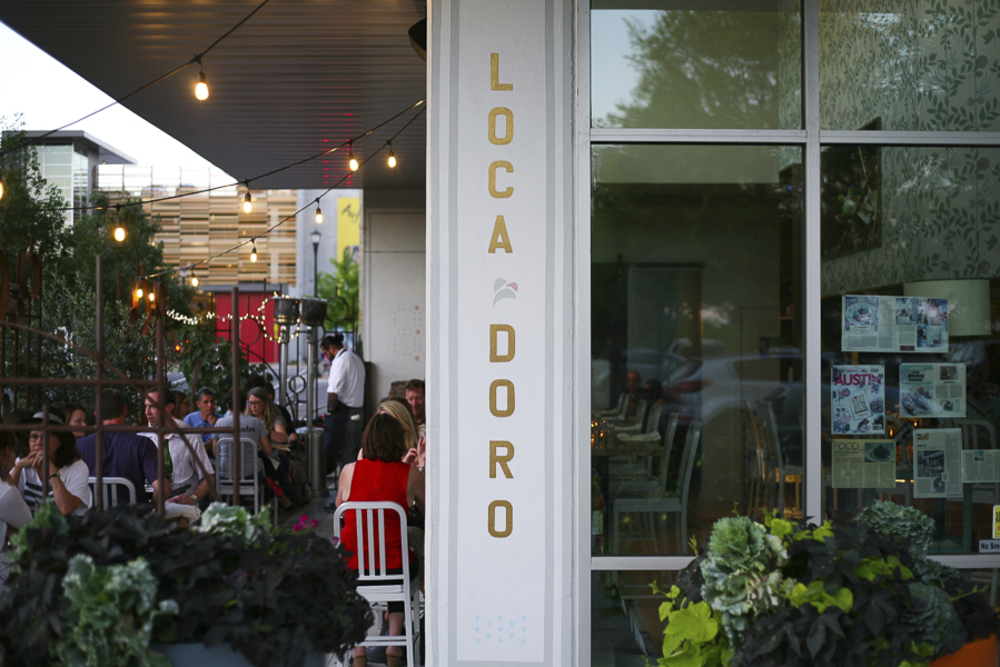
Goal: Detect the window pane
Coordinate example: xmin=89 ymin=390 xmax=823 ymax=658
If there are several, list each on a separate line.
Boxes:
xmin=821 ymin=145 xmax=1000 ymax=554
xmin=591 ymin=144 xmax=804 ymax=557
xmin=591 ymin=2 xmax=802 ymax=130
xmin=820 ymin=1 xmax=1000 ymax=131
xmin=591 ymin=570 xmax=673 ymax=667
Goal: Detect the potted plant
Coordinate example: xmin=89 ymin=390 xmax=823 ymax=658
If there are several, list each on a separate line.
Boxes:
xmin=0 ymin=502 xmax=373 ymax=667
xmin=653 ymin=501 xmax=1000 ymax=667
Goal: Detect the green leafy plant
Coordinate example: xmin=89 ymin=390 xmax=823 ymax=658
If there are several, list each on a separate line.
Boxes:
xmin=55 ymin=555 xmax=177 ymax=667
xmin=0 ymin=502 xmax=373 ymax=667
xmin=317 ymin=247 xmax=359 ymax=332
xmin=652 ymin=502 xmax=1000 ymax=667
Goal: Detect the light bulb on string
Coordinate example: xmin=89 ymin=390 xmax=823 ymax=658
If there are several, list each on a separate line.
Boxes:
xmin=348 ymin=142 xmax=359 ymax=172
xmin=243 ymin=190 xmax=253 ymax=213
xmin=0 ymin=176 xmax=4 ymax=200
xmin=148 ymin=288 xmax=155 ymax=303
xmin=315 ymin=205 xmax=323 ymax=224
xmin=250 ymin=240 xmax=258 ymax=263
xmin=136 ymin=282 xmax=144 ymax=299
xmin=195 ymin=69 xmax=209 ymax=101
xmin=387 ymin=143 xmax=397 ymax=169
xmin=191 ymin=270 xmax=199 ymax=288
xmin=113 ymin=204 xmax=125 ymax=242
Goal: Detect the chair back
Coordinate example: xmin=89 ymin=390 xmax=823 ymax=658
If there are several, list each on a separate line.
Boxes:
xmin=656 ymin=413 xmax=680 ymax=491
xmin=216 ymin=437 xmax=259 ymax=481
xmin=87 ymin=476 xmax=137 ymax=508
xmin=643 ymin=403 xmax=663 ymax=435
xmin=672 ymin=420 xmax=703 ymax=505
xmin=334 ymin=501 xmax=412 ymax=581
xmin=615 ymin=392 xmax=628 ymax=419
xmin=952 ymin=419 xmax=997 ymax=451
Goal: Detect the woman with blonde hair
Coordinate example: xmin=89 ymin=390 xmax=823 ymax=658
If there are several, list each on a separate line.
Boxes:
xmin=377 ymin=398 xmax=419 ymax=457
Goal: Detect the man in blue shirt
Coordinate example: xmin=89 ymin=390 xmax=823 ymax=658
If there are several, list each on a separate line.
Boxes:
xmin=77 ymin=388 xmax=168 ymax=504
xmin=184 ymin=387 xmax=222 ymax=455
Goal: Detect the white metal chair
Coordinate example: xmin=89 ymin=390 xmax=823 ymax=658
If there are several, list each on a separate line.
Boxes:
xmin=215 ymin=437 xmax=267 ymax=516
xmin=610 ymin=412 xmax=679 ymax=497
xmin=611 ymin=419 xmax=702 ymax=554
xmin=87 ymin=476 xmax=137 ymax=508
xmin=333 ymin=501 xmax=421 ymax=667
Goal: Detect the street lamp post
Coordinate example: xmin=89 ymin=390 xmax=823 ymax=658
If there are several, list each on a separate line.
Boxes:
xmin=310 ymin=229 xmax=322 ymax=298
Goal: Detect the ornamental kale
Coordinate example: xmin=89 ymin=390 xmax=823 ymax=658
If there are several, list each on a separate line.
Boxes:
xmin=653 ymin=506 xmax=1000 ymax=667
xmin=54 ymin=555 xmax=178 ymax=667
xmin=197 ymin=502 xmax=271 ymax=544
xmin=701 ymin=517 xmax=784 ymax=641
xmin=855 ymin=500 xmax=934 ymax=557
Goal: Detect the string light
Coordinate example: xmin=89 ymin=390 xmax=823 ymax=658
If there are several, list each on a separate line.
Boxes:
xmin=148 ymin=289 xmax=156 ymax=302
xmin=136 ymin=283 xmax=144 ymax=299
xmin=131 ymin=106 xmax=427 ymax=285
xmin=195 ymin=69 xmax=209 ymax=101
xmin=190 ymin=270 xmax=199 ymax=288
xmin=387 ymin=143 xmax=397 ymax=168
xmin=243 ymin=188 xmax=253 ymax=213
xmin=348 ymin=142 xmax=359 ymax=172
xmin=315 ymin=204 xmax=323 ymax=224
xmin=0 ymin=175 xmax=4 ymax=200
xmin=113 ymin=204 xmax=125 ymax=242
xmin=250 ymin=240 xmax=258 ymax=263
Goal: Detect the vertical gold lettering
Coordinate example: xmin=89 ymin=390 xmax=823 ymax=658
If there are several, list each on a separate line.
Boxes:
xmin=488 ymin=500 xmax=513 ymax=537
xmin=490 ymin=324 xmax=515 ymax=362
xmin=487 ymin=215 xmax=513 ymax=254
xmin=490 ymin=441 xmax=515 ymax=479
xmin=488 ymin=107 xmax=514 ymax=145
xmin=490 ymin=53 xmax=513 ymax=91
xmin=489 ymin=379 xmax=515 ymax=417
xmin=488 ymin=161 xmax=513 ymax=198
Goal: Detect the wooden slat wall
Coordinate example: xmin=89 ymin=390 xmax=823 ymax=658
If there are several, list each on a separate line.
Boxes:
xmin=107 ymin=189 xmax=298 ymax=288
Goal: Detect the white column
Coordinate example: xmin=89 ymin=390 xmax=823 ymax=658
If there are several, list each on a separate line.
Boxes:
xmin=427 ymin=1 xmax=577 ymax=665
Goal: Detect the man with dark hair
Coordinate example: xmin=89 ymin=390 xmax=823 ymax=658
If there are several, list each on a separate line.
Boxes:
xmin=184 ymin=387 xmax=222 ymax=452
xmin=320 ymin=333 xmax=365 ymax=476
xmin=142 ymin=389 xmax=214 ymax=507
xmin=404 ymin=379 xmax=426 ymax=469
xmin=77 ymin=388 xmax=168 ymax=504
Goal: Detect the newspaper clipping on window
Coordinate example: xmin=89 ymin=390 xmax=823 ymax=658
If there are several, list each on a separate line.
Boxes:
xmin=962 ymin=449 xmax=1000 ymax=484
xmin=831 ymin=439 xmax=896 ymax=489
xmin=842 ymin=295 xmax=950 ymax=353
xmin=914 ymin=428 xmax=962 ymax=498
xmin=900 ymin=363 xmax=966 ymax=418
xmin=832 ymin=365 xmax=885 ymax=435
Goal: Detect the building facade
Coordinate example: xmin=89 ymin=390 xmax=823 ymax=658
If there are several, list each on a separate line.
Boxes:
xmin=426 ymin=2 xmax=1000 ymax=665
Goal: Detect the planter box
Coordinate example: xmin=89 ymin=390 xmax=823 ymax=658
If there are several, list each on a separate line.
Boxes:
xmin=155 ymin=643 xmax=328 ymax=667
xmin=929 ymin=635 xmax=998 ymax=667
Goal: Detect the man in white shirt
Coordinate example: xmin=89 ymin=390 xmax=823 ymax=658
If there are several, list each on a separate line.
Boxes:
xmin=142 ymin=389 xmax=215 ymax=507
xmin=321 ymin=333 xmax=365 ymax=476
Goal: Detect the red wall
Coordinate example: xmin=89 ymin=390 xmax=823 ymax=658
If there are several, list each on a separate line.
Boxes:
xmin=214 ymin=291 xmax=280 ymax=365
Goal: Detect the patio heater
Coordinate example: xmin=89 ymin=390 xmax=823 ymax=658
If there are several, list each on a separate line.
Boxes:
xmin=299 ymin=298 xmax=329 ymax=497
xmin=272 ymin=296 xmax=300 ymax=408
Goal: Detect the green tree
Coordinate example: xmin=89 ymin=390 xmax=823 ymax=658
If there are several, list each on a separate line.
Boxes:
xmin=317 ymin=248 xmax=359 ymax=332
xmin=0 ymin=117 xmax=70 ymax=261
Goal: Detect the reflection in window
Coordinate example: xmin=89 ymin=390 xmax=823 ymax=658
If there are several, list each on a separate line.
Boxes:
xmin=591 ymin=2 xmax=801 ymax=130
xmin=591 ymin=145 xmax=804 ymax=557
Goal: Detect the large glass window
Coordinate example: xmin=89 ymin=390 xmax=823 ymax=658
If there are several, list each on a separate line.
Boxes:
xmin=588 ymin=2 xmax=1000 ymax=665
xmin=591 ymin=2 xmax=802 ymax=130
xmin=591 ymin=144 xmax=804 ymax=559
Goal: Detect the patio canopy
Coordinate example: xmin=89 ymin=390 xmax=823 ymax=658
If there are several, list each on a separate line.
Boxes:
xmin=0 ymin=0 xmax=428 ymax=190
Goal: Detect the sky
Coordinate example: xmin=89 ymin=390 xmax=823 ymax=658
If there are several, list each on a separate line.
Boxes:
xmin=0 ymin=20 xmax=226 ymax=177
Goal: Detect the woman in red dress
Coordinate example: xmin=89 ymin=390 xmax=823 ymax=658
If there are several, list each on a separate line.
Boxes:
xmin=337 ymin=413 xmax=425 ymax=667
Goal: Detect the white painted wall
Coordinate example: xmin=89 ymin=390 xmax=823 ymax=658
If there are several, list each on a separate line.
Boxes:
xmin=361 ymin=189 xmax=427 ymax=405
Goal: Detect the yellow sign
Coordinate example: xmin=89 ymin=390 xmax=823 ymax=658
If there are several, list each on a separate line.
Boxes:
xmin=336 ymin=196 xmax=360 ymax=263
xmin=994 ymin=505 xmax=1000 ymax=539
